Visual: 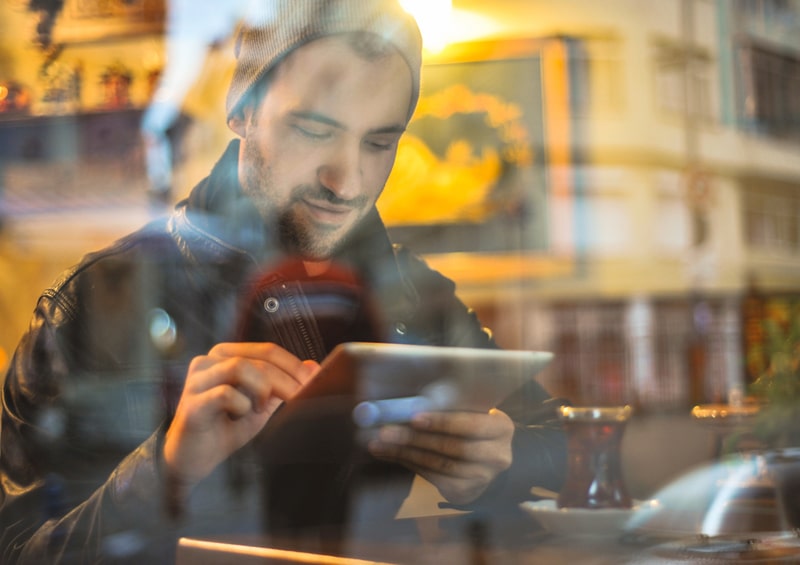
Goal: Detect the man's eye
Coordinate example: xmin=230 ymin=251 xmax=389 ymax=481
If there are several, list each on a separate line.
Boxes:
xmin=294 ymin=125 xmax=331 ymax=140
xmin=365 ymin=139 xmax=396 ymax=151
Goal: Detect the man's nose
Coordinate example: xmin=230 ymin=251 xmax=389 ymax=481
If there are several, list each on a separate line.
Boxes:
xmin=317 ymin=141 xmax=362 ymax=201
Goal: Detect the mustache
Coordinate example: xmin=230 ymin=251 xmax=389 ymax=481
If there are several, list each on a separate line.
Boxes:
xmin=294 ymin=185 xmax=370 ymax=209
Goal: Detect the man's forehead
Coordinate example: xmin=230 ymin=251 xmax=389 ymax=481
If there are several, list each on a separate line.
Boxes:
xmin=225 ymin=2 xmax=422 ymax=122
xmin=269 ymin=36 xmax=413 ymax=130
xmin=277 ymin=34 xmax=396 ymax=76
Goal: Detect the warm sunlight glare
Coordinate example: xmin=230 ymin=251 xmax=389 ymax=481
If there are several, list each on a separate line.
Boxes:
xmin=399 ymin=0 xmax=452 ymax=53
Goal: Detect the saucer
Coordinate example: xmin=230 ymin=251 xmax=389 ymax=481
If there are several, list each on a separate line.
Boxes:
xmin=520 ymin=499 xmax=657 ymax=537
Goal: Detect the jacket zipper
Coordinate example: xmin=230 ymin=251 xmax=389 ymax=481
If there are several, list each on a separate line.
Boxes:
xmin=280 ymin=282 xmax=323 ymax=362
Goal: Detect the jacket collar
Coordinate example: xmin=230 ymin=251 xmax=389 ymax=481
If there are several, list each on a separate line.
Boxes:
xmin=168 ymin=139 xmax=419 ymax=315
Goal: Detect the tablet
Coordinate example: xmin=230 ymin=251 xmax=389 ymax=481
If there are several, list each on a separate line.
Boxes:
xmin=288 ymin=342 xmax=554 ymax=427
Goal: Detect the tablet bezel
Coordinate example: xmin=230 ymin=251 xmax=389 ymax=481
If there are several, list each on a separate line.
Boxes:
xmin=287 ymin=342 xmax=554 ymax=426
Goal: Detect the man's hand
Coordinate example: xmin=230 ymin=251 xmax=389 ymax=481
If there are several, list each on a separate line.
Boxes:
xmin=367 ymin=408 xmax=515 ymax=505
xmin=163 ymin=343 xmax=319 ymax=490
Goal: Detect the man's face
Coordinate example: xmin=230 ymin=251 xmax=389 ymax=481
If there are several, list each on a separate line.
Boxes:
xmin=232 ymin=34 xmax=413 ymax=260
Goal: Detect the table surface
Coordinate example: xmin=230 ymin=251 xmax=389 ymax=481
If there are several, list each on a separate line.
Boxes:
xmin=175 ymin=511 xmax=671 ymax=564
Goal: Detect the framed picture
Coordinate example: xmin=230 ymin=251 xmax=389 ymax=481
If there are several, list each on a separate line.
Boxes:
xmin=379 ymin=37 xmax=586 ymax=282
xmin=53 ymin=0 xmax=165 ymax=44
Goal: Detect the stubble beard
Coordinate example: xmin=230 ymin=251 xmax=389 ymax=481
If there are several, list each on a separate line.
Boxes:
xmin=241 ymin=140 xmax=354 ymax=261
xmin=276 ymin=208 xmax=336 ymax=260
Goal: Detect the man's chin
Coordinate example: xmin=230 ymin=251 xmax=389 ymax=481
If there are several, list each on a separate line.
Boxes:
xmin=279 ymin=235 xmax=344 ymax=262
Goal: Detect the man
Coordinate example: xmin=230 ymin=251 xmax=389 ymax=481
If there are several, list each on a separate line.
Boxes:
xmin=0 ymin=1 xmax=566 ymax=563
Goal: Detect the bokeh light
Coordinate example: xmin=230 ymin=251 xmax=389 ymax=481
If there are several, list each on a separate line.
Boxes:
xmin=399 ymin=0 xmax=452 ymax=53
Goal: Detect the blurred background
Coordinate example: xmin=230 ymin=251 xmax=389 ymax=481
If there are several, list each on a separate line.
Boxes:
xmin=1 ymin=0 xmax=799 ymax=499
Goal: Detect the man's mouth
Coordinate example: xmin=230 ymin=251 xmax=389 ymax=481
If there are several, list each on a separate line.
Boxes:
xmin=300 ymin=198 xmax=354 ymax=225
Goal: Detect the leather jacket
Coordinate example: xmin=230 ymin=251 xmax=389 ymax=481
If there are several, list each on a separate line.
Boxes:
xmin=0 ymin=141 xmax=566 ymax=563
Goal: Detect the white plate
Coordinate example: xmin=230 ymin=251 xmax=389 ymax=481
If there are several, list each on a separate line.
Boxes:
xmin=520 ymin=499 xmax=658 ymax=537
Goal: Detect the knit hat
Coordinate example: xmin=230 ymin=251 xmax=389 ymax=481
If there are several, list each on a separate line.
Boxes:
xmin=226 ymin=0 xmax=422 ymax=122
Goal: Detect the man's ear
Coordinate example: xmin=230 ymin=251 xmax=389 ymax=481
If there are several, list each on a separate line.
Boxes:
xmin=228 ymin=108 xmax=248 ymax=137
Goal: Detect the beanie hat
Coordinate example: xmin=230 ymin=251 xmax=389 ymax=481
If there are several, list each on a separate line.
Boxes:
xmin=226 ymin=0 xmax=422 ymax=122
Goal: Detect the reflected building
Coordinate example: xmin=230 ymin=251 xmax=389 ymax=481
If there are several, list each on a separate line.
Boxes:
xmin=389 ymin=0 xmax=800 ymax=412
xmin=0 ymin=0 xmax=798 ymax=434
xmin=0 ymin=0 xmax=799 ymax=558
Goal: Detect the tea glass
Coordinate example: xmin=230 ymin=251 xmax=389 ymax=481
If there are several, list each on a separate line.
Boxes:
xmin=557 ymin=405 xmax=633 ymax=510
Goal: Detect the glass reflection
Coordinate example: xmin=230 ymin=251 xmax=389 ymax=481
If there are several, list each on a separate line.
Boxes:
xmin=0 ymin=0 xmax=799 ymax=563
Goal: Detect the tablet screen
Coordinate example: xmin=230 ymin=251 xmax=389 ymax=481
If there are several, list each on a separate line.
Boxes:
xmin=288 ymin=342 xmax=554 ymax=427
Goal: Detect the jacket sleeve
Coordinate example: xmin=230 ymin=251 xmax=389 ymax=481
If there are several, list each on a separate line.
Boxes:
xmin=395 ymin=247 xmax=569 ymax=507
xmin=0 ymin=293 xmax=177 ymax=564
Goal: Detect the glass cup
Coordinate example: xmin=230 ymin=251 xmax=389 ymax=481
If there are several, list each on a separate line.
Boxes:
xmin=765 ymin=448 xmax=800 ymax=530
xmin=557 ymin=405 xmax=633 ymax=509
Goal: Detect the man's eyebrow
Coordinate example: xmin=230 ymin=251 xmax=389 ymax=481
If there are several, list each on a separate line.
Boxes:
xmin=369 ymin=124 xmax=407 ymax=135
xmin=291 ymin=111 xmax=343 ymax=129
xmin=290 ymin=111 xmax=406 ymax=135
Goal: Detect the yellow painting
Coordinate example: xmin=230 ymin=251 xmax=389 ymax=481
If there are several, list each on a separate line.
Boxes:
xmin=376 ymin=39 xmax=567 ymax=254
xmin=380 ymin=83 xmax=533 ymax=225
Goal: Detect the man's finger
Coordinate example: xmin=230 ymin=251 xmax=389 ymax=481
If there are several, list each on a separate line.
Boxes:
xmin=208 ymin=342 xmax=316 ymax=379
xmin=186 ymin=357 xmax=303 ymax=411
xmin=410 ymin=409 xmax=511 ymax=439
xmin=370 ymin=441 xmax=472 ymax=477
xmin=193 ymin=384 xmax=256 ymax=421
xmin=375 ymin=425 xmax=474 ymax=460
